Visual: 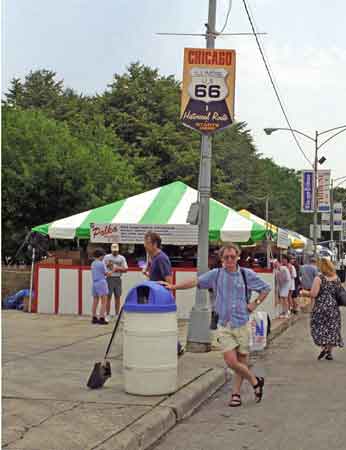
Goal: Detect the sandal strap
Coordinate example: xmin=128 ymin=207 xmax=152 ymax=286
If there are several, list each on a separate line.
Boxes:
xmin=253 ymin=377 xmax=264 ymax=389
xmin=229 ymin=394 xmax=242 ymax=406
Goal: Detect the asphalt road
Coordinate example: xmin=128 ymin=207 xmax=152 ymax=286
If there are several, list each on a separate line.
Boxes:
xmin=153 ymin=311 xmax=346 ymax=450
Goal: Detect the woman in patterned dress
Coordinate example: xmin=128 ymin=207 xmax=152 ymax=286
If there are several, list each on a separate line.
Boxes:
xmin=309 ymin=258 xmax=344 ymax=360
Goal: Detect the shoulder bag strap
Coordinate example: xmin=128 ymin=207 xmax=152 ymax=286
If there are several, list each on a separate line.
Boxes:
xmin=215 ymin=268 xmax=221 ymax=288
xmin=240 ymin=268 xmax=249 ymax=303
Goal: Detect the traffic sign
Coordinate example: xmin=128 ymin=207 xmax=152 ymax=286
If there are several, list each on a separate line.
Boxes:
xmin=181 ymin=48 xmax=236 ymax=134
xmin=317 ymin=170 xmax=331 ymax=212
xmin=301 ymin=170 xmax=314 ymax=212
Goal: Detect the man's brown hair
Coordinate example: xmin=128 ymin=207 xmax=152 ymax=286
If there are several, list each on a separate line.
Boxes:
xmin=144 ymin=231 xmax=162 ymax=248
xmin=218 ymin=242 xmax=241 ymax=258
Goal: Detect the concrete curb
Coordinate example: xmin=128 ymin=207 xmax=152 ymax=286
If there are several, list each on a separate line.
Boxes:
xmin=268 ymin=314 xmax=301 ymax=344
xmin=98 ymin=369 xmax=227 ymax=450
xmin=161 ymin=368 xmax=229 ymax=420
xmin=103 ymin=314 xmax=300 ymax=450
xmin=98 ymin=407 xmax=176 ymax=450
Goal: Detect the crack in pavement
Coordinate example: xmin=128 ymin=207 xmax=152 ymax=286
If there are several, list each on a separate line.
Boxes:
xmin=2 ymin=396 xmax=158 ymax=407
xmin=3 ymin=332 xmax=121 ymax=365
xmin=89 ymin=368 xmax=214 ymax=450
xmin=2 ymin=402 xmax=81 ymax=449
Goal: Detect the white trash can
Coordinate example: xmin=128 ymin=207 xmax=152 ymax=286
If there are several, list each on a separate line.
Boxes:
xmin=123 ymin=281 xmax=178 ymax=396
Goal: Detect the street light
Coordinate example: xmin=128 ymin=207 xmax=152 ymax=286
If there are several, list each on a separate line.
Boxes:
xmin=264 ymin=125 xmax=346 ymax=256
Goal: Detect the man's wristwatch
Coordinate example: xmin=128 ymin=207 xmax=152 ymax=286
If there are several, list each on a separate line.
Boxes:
xmin=255 ymin=298 xmax=261 ymax=306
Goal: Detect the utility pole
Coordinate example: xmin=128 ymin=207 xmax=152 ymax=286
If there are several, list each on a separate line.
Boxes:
xmin=186 ymin=0 xmax=217 ymax=352
xmin=265 ymin=196 xmax=271 ymax=269
xmin=313 ymin=131 xmax=318 ymax=257
xmin=264 ymin=125 xmax=346 ymax=257
xmin=330 ymin=178 xmax=334 ymax=254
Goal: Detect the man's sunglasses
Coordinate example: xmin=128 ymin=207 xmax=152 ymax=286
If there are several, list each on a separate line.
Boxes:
xmin=223 ymin=255 xmax=238 ymax=260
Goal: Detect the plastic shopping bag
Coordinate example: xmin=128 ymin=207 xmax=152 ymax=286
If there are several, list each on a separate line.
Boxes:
xmin=249 ymin=311 xmax=268 ymax=352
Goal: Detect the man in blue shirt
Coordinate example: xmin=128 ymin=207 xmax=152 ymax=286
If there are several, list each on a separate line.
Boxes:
xmin=162 ymin=242 xmax=271 ymax=407
xmin=300 ymin=257 xmax=319 ymax=290
xmin=143 ymin=232 xmax=173 ymax=284
xmin=144 ymin=231 xmax=184 ymax=356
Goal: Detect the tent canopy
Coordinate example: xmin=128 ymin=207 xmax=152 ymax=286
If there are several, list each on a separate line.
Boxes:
xmin=286 ymin=230 xmax=310 ymax=250
xmin=239 ymin=209 xmax=308 ymax=249
xmin=238 ymin=209 xmax=278 ymax=237
xmin=32 ymin=181 xmax=267 ymax=244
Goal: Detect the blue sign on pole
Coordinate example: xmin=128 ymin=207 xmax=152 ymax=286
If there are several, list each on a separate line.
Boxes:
xmin=301 ymin=170 xmax=314 ymax=213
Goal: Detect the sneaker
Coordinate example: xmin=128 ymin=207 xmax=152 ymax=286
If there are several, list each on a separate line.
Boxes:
xmin=98 ymin=317 xmax=109 ymax=325
xmin=91 ymin=316 xmax=99 ymax=324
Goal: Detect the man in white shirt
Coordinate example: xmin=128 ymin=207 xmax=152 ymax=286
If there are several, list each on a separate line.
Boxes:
xmin=104 ymin=244 xmax=128 ymax=317
xmin=288 ymin=257 xmax=297 ymax=314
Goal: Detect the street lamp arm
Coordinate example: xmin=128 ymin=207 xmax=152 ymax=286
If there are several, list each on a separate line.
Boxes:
xmin=334 ymin=175 xmax=346 ymax=183
xmin=289 ymin=129 xmax=316 ymax=142
xmin=317 ymin=127 xmax=346 ymax=150
xmin=335 ymin=179 xmax=346 ymax=189
xmin=264 ymin=127 xmax=315 ymax=142
xmin=317 ymin=125 xmax=346 ymax=136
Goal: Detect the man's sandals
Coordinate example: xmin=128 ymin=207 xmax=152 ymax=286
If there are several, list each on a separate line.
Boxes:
xmin=229 ymin=393 xmax=242 ymax=407
xmin=229 ymin=377 xmax=265 ymax=407
xmin=253 ymin=376 xmax=265 ymax=403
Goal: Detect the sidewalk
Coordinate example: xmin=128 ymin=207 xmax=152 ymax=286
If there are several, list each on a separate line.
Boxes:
xmin=2 ymin=310 xmax=300 ymax=450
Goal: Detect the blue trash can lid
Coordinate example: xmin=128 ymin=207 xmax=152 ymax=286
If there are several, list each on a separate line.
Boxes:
xmin=124 ymin=281 xmax=177 ymax=313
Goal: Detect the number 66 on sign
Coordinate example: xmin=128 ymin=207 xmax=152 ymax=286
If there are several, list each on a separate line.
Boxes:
xmin=181 ymin=48 xmax=236 ymax=134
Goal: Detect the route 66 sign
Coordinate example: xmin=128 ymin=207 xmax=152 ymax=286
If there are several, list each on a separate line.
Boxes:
xmin=181 ymin=48 xmax=236 ymax=134
xmin=188 ymin=68 xmax=228 ymax=103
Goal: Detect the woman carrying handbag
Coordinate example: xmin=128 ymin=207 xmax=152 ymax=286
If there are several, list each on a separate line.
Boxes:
xmin=304 ymin=258 xmax=344 ymax=361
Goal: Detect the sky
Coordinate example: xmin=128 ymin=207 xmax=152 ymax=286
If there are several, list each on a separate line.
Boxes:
xmin=2 ymin=0 xmax=346 ymax=183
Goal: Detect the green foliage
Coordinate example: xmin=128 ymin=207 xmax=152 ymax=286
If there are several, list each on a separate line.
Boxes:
xmin=5 ymin=70 xmax=63 ymax=111
xmin=2 ymin=107 xmax=141 ymax=255
xmin=334 ymin=187 xmax=346 ymax=210
xmin=101 ymin=63 xmax=200 ymax=188
xmin=2 ymin=64 xmax=321 ymax=255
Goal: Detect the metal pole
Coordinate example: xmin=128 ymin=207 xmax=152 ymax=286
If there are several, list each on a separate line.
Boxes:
xmin=186 ymin=0 xmax=216 ymax=351
xmin=28 ymin=247 xmax=35 ymax=313
xmin=330 ymin=178 xmax=334 ymax=258
xmin=265 ymin=196 xmax=271 ymax=269
xmin=313 ymin=131 xmax=318 ymax=257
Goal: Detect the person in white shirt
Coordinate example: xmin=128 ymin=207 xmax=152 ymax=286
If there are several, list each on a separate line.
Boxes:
xmin=288 ymin=257 xmax=297 ymax=315
xmin=277 ymin=255 xmax=291 ymax=318
xmin=103 ymin=244 xmax=128 ymax=318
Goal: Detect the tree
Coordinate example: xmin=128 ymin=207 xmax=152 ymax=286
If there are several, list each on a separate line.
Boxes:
xmin=3 ymin=77 xmax=25 ymax=107
xmin=2 ymin=63 xmax=327 ymax=254
xmin=101 ymin=62 xmax=201 ymax=188
xmin=1 ymin=107 xmax=141 ymax=256
xmin=4 ymin=70 xmax=64 ymax=111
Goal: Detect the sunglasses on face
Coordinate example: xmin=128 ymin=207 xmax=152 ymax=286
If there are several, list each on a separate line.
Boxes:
xmin=223 ymin=255 xmax=238 ymax=260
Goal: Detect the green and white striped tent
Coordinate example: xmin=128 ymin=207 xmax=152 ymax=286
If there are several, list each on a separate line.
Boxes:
xmin=32 ymin=181 xmax=267 ymax=244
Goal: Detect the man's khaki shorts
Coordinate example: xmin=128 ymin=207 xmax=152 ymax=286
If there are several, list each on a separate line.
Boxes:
xmin=217 ymin=323 xmax=250 ymax=355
